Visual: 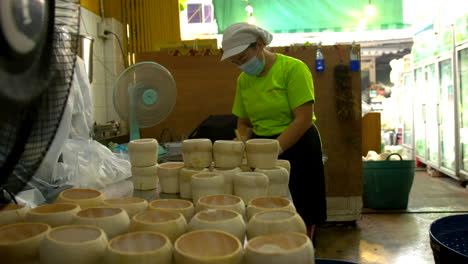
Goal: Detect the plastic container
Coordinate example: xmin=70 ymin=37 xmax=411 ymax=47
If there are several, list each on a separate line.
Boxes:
xmin=429 ymin=214 xmax=468 ymax=264
xmin=315 ymin=42 xmax=325 ymax=72
xmin=362 ymin=153 xmax=415 ymax=209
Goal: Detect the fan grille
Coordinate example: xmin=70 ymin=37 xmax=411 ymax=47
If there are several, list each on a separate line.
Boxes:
xmin=0 ymin=0 xmax=80 ymax=198
xmin=113 ymin=62 xmax=177 ymax=128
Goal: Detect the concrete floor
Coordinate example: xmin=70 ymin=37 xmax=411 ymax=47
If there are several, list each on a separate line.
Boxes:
xmin=315 ymin=170 xmax=468 ymax=264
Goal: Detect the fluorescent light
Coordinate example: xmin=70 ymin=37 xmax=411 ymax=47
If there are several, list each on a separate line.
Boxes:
xmin=245 ymin=4 xmax=253 ymax=14
xmin=247 ymin=15 xmax=256 ymax=25
xmin=365 ymin=4 xmax=377 ymax=17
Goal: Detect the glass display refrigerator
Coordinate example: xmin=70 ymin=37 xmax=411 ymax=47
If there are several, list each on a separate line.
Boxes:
xmin=402 ymin=73 xmax=414 ymax=155
xmin=438 ymin=57 xmax=456 ymax=174
xmin=425 ymin=63 xmax=439 ymax=166
xmin=414 ymin=67 xmax=426 ymax=161
xmin=458 ymin=45 xmax=468 ymax=179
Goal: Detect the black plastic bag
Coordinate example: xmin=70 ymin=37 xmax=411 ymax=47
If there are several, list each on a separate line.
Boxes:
xmin=188 ymin=115 xmax=237 ymax=143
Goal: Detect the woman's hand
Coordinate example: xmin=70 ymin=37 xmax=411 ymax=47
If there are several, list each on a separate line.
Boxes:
xmin=236 ymin=118 xmax=252 ymax=142
xmin=277 ymin=101 xmax=313 ymax=152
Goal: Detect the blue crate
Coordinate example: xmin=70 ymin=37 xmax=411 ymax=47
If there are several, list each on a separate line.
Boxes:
xmin=430 ymin=214 xmax=468 ymax=264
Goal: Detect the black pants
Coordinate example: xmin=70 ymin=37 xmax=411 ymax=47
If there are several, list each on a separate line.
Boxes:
xmin=253 ymin=124 xmax=327 ymax=225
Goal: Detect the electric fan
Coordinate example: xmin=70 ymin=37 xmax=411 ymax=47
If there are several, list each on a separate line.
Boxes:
xmin=0 ymin=0 xmax=80 ymax=203
xmin=113 ymin=62 xmax=177 ymax=141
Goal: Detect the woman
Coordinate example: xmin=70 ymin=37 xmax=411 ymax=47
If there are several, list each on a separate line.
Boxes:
xmin=221 ymin=22 xmax=327 ymax=242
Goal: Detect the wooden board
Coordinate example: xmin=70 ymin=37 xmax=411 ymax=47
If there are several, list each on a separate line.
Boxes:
xmin=362 ymin=112 xmax=381 ymax=156
xmin=136 ymin=45 xmax=362 ymax=196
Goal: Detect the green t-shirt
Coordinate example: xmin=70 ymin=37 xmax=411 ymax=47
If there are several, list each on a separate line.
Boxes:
xmin=232 ymin=53 xmax=316 ymax=136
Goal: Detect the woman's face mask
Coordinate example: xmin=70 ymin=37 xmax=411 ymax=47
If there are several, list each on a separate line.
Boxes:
xmin=238 ymin=52 xmax=265 ymax=76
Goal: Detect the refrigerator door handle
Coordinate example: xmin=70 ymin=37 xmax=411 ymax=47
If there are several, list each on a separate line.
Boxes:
xmin=437 ymin=103 xmax=441 ymax=126
xmin=422 ymin=104 xmax=426 ymax=123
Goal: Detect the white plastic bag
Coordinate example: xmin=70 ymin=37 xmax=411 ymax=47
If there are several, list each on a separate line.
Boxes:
xmin=56 ymin=139 xmax=131 ymax=189
xmin=34 ymin=57 xmax=93 ymax=183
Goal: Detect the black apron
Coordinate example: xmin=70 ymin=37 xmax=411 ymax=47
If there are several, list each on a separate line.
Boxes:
xmin=253 ymin=124 xmax=327 ymax=225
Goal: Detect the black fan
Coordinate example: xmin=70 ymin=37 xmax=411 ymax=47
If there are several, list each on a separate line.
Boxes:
xmin=0 ymin=0 xmax=80 ymax=203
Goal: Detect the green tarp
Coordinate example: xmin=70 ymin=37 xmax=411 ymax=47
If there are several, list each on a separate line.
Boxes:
xmin=213 ymin=0 xmax=408 ymax=34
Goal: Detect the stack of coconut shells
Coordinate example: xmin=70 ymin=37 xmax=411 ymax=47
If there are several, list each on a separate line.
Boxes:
xmin=160 ymin=138 xmax=292 ymax=205
xmin=128 ymin=138 xmax=159 ymax=190
xmin=0 ymin=138 xmax=315 ymax=264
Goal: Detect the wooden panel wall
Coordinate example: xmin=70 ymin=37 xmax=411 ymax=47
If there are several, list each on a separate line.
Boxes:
xmin=136 ymin=46 xmax=362 ymax=196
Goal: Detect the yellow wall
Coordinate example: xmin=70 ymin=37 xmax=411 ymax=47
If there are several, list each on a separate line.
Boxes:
xmin=81 ymin=0 xmax=181 ymax=65
xmin=81 ymin=0 xmax=101 ymax=16
xmin=103 ymin=0 xmax=123 ymax=22
xmin=121 ymin=0 xmax=181 ymax=64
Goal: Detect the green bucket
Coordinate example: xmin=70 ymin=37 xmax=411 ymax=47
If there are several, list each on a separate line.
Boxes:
xmin=363 ymin=153 xmax=416 ymax=209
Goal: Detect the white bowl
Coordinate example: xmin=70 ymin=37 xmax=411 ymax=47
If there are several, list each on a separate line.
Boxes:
xmin=0 ymin=204 xmax=29 ymax=226
xmin=148 ymin=199 xmax=195 ymax=223
xmin=106 ymin=231 xmax=173 ymax=264
xmin=55 ymin=188 xmax=105 ymax=209
xmin=213 ymin=140 xmax=245 ymax=168
xmin=254 ymin=167 xmax=290 ymax=197
xmin=130 ymin=210 xmax=187 ymax=243
xmin=247 ymin=196 xmax=296 ymax=220
xmin=182 ymin=138 xmax=213 ymax=168
xmin=179 ymin=167 xmax=209 ymax=198
xmin=174 ymin=230 xmax=243 ymax=264
xmin=245 ymin=139 xmax=279 ymax=169
xmin=196 ymin=194 xmax=246 ymax=219
xmin=191 ymin=172 xmax=225 ymax=204
xmin=131 ymin=165 xmax=159 ymax=190
xmin=102 ymin=197 xmax=148 ymax=218
xmin=233 ymin=172 xmax=269 ymax=204
xmin=212 ymin=167 xmax=242 ymax=194
xmin=158 ymin=162 xmax=185 ymax=193
xmin=25 ymin=203 xmax=81 ymax=227
xmin=0 ymin=222 xmax=50 ymax=263
xmin=245 ymin=232 xmax=315 ymax=264
xmin=247 ymin=209 xmax=306 ymax=240
xmin=74 ymin=207 xmax=130 ymax=239
xmin=128 ymin=138 xmax=158 ymax=167
xmin=188 ymin=209 xmax=246 ymax=242
xmin=40 ymin=225 xmax=108 ymax=264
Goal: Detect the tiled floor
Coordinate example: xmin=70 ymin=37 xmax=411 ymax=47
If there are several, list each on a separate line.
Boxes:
xmin=315 ymin=170 xmax=468 ymax=264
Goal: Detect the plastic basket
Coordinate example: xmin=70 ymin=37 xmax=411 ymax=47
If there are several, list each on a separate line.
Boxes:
xmin=362 ymin=153 xmax=415 ymax=209
xmin=430 ymin=214 xmax=468 ymax=264
xmin=315 ymin=258 xmax=358 ymax=264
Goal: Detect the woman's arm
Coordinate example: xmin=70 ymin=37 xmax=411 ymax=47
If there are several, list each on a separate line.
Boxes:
xmin=277 ymin=101 xmax=313 ymax=152
xmin=236 ymin=117 xmax=252 ymax=141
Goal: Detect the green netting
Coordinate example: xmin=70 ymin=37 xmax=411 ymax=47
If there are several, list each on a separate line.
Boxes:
xmin=213 ymin=0 xmax=408 ymax=34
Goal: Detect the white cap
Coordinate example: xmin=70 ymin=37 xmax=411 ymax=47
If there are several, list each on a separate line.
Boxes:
xmin=220 ymin=22 xmax=273 ymax=61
